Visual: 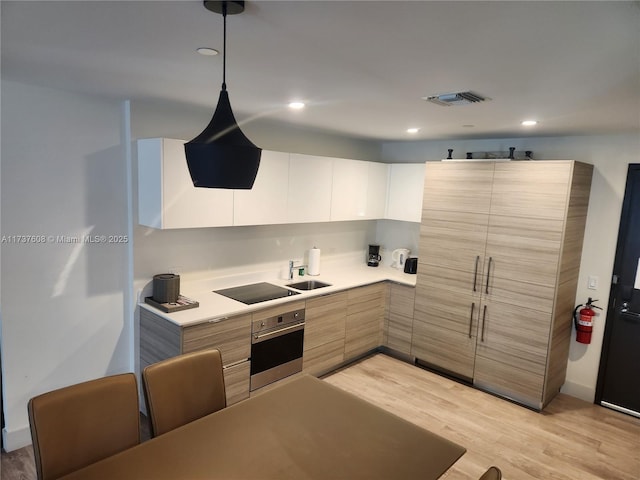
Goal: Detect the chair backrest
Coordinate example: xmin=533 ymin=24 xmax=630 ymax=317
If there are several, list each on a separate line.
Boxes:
xmin=142 ymin=348 xmax=226 ymax=437
xmin=479 ymin=466 xmax=502 ymax=480
xmin=28 ymin=373 xmax=140 ymax=480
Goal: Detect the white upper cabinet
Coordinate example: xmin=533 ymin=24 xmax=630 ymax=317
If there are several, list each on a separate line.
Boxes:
xmin=385 ymin=163 xmax=426 ymax=222
xmin=330 ymin=159 xmax=369 ymax=221
xmin=138 ymin=138 xmax=424 ymax=228
xmin=137 ymin=138 xmax=234 ymax=229
xmin=287 ymin=154 xmax=333 ymax=223
xmin=366 ymin=162 xmax=389 ymax=219
xmin=330 ymin=159 xmax=389 ymax=221
xmin=233 ymin=151 xmax=289 ymax=226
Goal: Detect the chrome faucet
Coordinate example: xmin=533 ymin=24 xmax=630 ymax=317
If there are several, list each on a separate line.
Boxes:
xmin=288 ymin=260 xmax=307 ymax=280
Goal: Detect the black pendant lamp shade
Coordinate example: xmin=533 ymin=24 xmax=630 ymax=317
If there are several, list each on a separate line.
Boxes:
xmin=185 ymin=1 xmax=261 ymax=189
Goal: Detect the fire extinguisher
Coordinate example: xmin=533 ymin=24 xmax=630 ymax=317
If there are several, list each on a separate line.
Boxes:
xmin=573 ymin=297 xmax=602 ymax=344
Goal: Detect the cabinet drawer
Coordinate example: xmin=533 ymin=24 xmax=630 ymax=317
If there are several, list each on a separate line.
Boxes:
xmin=183 ymin=313 xmax=251 ymax=365
xmin=223 ymin=360 xmax=250 ymax=405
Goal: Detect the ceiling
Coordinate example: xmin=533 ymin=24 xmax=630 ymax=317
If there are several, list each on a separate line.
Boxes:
xmin=2 ymin=0 xmax=639 ymax=141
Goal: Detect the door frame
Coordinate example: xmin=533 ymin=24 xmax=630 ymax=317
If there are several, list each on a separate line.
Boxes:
xmin=594 ymin=163 xmax=640 ymax=405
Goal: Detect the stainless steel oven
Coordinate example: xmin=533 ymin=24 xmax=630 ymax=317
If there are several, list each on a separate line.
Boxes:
xmin=250 ymin=308 xmax=305 ymax=391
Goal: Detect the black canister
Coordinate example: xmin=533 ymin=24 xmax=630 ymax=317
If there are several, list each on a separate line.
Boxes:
xmin=153 ymin=273 xmax=180 ymax=303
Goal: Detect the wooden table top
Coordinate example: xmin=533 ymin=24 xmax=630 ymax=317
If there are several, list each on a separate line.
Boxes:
xmin=60 ymin=375 xmax=466 ymax=480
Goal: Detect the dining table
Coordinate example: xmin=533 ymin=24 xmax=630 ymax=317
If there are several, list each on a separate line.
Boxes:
xmin=60 ymin=374 xmax=466 ymax=479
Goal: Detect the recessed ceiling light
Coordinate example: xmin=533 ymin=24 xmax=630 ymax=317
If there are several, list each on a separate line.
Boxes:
xmin=462 ymin=124 xmax=475 ymax=128
xmin=407 ymin=128 xmax=420 ymax=134
xmin=288 ymin=102 xmax=305 ymax=110
xmin=196 ymin=47 xmax=219 ymax=56
xmin=521 ymin=120 xmax=538 ymax=126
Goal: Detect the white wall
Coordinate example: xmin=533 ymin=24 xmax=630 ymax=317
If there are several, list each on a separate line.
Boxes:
xmin=0 ymin=81 xmax=131 ymax=450
xmin=131 ymin=100 xmax=382 ymax=161
xmin=381 ymin=133 xmax=640 ymax=402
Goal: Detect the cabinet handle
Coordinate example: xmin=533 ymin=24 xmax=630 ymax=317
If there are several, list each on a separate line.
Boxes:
xmin=468 ymin=302 xmax=475 ymax=338
xmin=485 ymin=257 xmax=493 ymax=294
xmin=473 ymin=256 xmax=480 ymax=292
xmin=208 ymin=316 xmax=228 ymax=324
xmin=481 ymin=305 xmax=487 ymax=342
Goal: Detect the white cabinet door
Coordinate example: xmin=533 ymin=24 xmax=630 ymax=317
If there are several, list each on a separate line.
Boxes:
xmin=137 ymin=138 xmax=234 ymax=229
xmin=233 ymin=151 xmax=289 ymax=226
xmin=330 ymin=159 xmax=369 ymax=221
xmin=287 ymin=154 xmax=333 ymax=223
xmin=385 ymin=163 xmax=425 ymax=222
xmin=366 ymin=162 xmax=389 ymax=219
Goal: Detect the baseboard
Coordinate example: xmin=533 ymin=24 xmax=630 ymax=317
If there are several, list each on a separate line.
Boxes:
xmin=560 ymin=380 xmax=595 ymax=403
xmin=2 ymin=425 xmax=32 ymax=452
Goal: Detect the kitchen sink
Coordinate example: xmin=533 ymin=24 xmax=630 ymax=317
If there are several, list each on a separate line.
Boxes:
xmin=286 ymin=280 xmax=332 ymax=291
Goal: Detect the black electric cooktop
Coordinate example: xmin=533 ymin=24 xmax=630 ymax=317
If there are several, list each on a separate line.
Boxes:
xmin=213 ymin=282 xmax=300 ymax=305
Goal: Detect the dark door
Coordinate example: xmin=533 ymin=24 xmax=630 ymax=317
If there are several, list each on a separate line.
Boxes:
xmin=595 ymin=164 xmax=640 ymax=417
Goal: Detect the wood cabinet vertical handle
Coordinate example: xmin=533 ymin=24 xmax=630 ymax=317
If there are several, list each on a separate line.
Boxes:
xmin=481 ymin=305 xmax=488 ymax=342
xmin=485 ymin=257 xmax=493 ymax=294
xmin=473 ymin=256 xmax=480 ymax=292
xmin=469 ymin=302 xmax=475 ymax=338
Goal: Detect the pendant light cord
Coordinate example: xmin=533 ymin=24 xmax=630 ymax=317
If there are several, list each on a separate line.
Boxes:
xmin=222 ymin=2 xmax=227 ymax=91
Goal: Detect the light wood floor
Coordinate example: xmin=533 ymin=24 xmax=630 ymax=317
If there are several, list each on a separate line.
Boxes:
xmin=3 ymin=353 xmax=639 ymax=479
xmin=323 ymin=354 xmax=640 ymax=480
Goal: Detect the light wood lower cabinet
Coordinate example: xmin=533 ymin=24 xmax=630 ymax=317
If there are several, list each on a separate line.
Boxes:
xmin=140 ymin=309 xmax=252 ymax=406
xmin=345 ymin=283 xmax=386 ymax=360
xmin=140 ymin=282 xmax=405 ymax=404
xmin=303 ymin=292 xmax=348 ymax=376
xmin=385 ymin=283 xmax=415 ymax=355
xmin=221 ymin=360 xmax=251 ymax=406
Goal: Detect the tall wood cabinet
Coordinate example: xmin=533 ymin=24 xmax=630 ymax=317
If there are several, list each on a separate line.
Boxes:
xmin=412 ymin=160 xmax=593 ymax=409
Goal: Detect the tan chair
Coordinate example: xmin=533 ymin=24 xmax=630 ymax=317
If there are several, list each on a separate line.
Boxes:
xmin=479 ymin=466 xmax=502 ymax=480
xmin=142 ymin=348 xmax=226 ymax=437
xmin=28 ymin=373 xmax=140 ymax=480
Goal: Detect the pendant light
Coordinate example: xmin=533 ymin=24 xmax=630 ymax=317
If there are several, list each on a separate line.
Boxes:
xmin=185 ymin=0 xmax=261 ymax=189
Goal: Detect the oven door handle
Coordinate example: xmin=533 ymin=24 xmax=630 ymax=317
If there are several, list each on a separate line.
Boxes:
xmin=253 ymin=322 xmax=305 ymax=343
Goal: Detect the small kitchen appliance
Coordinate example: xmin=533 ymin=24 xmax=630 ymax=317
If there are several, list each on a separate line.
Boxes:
xmin=367 ymin=244 xmax=382 ymax=267
xmin=391 ymin=248 xmax=410 ymax=270
xmin=404 ymin=257 xmax=418 ymax=274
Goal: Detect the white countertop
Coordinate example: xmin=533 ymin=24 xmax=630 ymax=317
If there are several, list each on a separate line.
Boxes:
xmin=139 ymin=258 xmax=416 ymax=327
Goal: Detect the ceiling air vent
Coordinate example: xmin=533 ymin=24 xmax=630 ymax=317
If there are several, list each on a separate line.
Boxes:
xmin=424 ymin=91 xmax=490 ymax=107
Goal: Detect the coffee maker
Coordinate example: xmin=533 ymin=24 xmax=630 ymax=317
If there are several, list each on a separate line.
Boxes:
xmin=367 ymin=244 xmax=382 ymax=267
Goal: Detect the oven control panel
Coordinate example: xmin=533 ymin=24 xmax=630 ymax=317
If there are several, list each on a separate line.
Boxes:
xmin=251 ymin=308 xmax=305 ymax=335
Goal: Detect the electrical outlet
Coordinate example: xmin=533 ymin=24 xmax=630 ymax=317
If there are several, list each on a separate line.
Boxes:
xmin=588 ymin=275 xmax=599 ymax=290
